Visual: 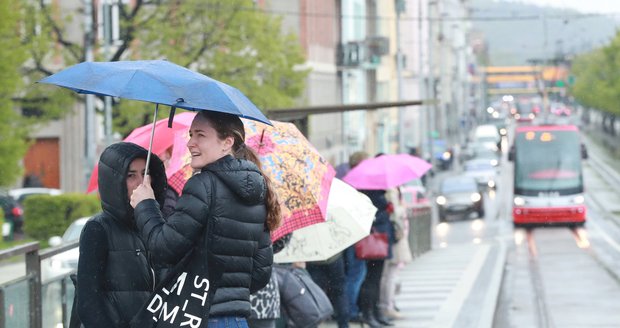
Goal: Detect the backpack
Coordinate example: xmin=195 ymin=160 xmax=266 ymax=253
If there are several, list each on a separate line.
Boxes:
xmin=274 ymin=265 xmax=333 ymax=328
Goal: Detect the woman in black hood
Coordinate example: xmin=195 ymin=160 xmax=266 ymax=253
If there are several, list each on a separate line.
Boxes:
xmin=77 ymin=142 xmax=167 ymax=327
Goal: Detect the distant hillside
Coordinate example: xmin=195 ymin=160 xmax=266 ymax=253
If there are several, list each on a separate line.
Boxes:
xmin=470 ymin=0 xmax=618 ymax=65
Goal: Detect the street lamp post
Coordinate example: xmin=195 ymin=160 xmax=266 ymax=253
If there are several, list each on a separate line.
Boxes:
xmin=83 ymin=0 xmax=95 ymax=190
xmin=396 ymin=0 xmax=405 ymax=153
xmin=102 ymin=0 xmax=113 ymax=145
xmin=427 ymin=0 xmax=437 ymax=169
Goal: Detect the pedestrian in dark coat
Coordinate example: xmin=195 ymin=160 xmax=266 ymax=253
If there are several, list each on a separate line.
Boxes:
xmin=77 ymin=142 xmax=168 ymax=328
xmin=357 ymin=189 xmax=396 ymax=328
xmin=130 ymin=111 xmax=282 ymax=328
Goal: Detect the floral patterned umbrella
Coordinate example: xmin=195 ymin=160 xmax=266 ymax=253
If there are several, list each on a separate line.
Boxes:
xmin=166 ymin=119 xmax=336 ymax=241
xmin=244 ymin=120 xmax=336 ymax=241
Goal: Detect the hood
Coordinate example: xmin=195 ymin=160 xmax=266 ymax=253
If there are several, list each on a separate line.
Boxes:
xmin=361 ymin=189 xmax=388 ymax=211
xmin=203 ymin=155 xmax=266 ymax=205
xmin=98 ymin=142 xmax=167 ymax=227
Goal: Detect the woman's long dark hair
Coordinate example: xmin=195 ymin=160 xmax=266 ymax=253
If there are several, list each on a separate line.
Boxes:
xmin=196 ymin=111 xmax=282 ymax=232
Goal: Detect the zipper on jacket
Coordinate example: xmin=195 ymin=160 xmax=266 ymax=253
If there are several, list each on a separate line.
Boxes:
xmin=150 ymin=267 xmax=156 ymax=291
xmin=136 ymin=247 xmax=156 ymax=291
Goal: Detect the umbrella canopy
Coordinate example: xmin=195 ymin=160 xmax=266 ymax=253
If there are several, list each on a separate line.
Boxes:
xmin=244 ymin=119 xmax=335 ymax=241
xmin=39 ymin=60 xmax=270 ymax=125
xmin=342 ymin=153 xmax=432 ymax=190
xmin=274 ymin=178 xmax=376 ymax=263
xmin=39 ymin=60 xmax=271 ymax=178
xmin=110 ymin=117 xmax=336 ymax=239
xmin=123 ymin=111 xmax=195 ymax=155
xmin=86 ymin=112 xmax=196 ymax=193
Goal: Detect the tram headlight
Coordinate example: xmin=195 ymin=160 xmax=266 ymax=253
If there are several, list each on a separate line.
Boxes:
xmin=572 ymin=195 xmax=585 ymax=204
xmin=436 ymin=195 xmax=447 ymax=205
xmin=513 ymin=197 xmax=525 ymax=206
xmin=470 ymin=193 xmax=482 ymax=202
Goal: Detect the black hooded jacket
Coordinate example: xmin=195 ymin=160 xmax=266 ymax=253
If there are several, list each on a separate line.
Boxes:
xmin=77 ymin=142 xmax=167 ymax=328
xmin=134 ymin=154 xmax=273 ymax=318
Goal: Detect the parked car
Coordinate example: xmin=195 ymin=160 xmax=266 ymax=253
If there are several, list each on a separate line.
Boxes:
xmin=3 ymin=188 xmax=62 ymax=239
xmin=9 ymin=187 xmax=62 ymax=205
xmin=0 ymin=191 xmax=24 ymax=239
xmin=44 ymin=217 xmax=89 ymax=281
xmin=463 ymin=159 xmax=498 ymax=190
xmin=435 ymin=175 xmax=484 ymax=222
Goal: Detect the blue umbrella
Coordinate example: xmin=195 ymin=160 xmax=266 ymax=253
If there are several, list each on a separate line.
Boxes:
xmin=39 ymin=59 xmax=272 ymax=175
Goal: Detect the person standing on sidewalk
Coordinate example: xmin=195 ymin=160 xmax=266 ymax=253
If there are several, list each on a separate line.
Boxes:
xmin=378 ymin=187 xmax=412 ymax=320
xmin=357 ymin=188 xmax=396 ymax=328
xmin=77 ymin=142 xmax=168 ymax=327
xmin=342 ymin=151 xmax=370 ymax=324
xmin=130 ymin=111 xmax=282 ymax=328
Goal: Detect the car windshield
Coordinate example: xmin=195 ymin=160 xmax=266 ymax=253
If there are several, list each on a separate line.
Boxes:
xmin=514 ymin=129 xmax=582 ymax=194
xmin=465 ymin=162 xmax=494 ymax=172
xmin=441 ymin=178 xmax=477 ymax=193
xmin=62 ymin=221 xmax=87 ymax=243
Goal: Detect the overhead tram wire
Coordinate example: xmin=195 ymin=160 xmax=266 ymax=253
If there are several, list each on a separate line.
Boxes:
xmin=189 ymin=4 xmax=620 ymax=22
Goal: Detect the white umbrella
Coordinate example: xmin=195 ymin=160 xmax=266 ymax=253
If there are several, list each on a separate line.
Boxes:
xmin=274 ymin=178 xmax=377 ymax=263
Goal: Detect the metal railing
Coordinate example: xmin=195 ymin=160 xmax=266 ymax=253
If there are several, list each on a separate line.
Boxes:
xmin=0 ymin=205 xmax=432 ymax=327
xmin=0 ymin=240 xmax=78 ymax=328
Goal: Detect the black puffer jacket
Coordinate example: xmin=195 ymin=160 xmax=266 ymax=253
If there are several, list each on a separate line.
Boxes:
xmin=77 ymin=142 xmax=167 ymax=328
xmin=134 ymin=154 xmax=273 ymax=318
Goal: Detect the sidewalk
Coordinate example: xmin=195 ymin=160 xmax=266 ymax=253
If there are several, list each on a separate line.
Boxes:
xmin=320 ymin=241 xmax=506 ymax=328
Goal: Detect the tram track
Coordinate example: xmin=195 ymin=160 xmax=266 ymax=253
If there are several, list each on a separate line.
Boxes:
xmin=524 ymin=229 xmax=553 ymax=328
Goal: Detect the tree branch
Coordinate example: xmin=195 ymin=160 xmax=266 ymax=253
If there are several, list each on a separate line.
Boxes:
xmin=38 ymin=0 xmax=82 ymax=61
xmin=184 ymin=2 xmax=243 ymax=66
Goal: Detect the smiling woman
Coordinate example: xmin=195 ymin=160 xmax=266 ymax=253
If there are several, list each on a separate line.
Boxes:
xmin=129 ymin=111 xmax=281 ymax=328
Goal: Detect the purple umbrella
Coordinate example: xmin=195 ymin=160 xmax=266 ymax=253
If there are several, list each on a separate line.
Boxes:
xmin=342 ymin=154 xmax=432 ymax=190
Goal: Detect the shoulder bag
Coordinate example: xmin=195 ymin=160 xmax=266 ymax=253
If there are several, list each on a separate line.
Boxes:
xmin=275 ymin=265 xmax=334 ymax=328
xmin=354 ymin=230 xmax=389 ymax=260
xmin=131 ymin=174 xmax=222 ymax=328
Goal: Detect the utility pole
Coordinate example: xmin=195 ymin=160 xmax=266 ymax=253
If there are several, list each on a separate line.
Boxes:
xmin=103 ymin=0 xmax=113 ymax=145
xmin=396 ymin=0 xmax=405 ymax=153
xmin=427 ymin=0 xmax=437 ymax=169
xmin=84 ymin=0 xmax=95 ymax=190
xmin=418 ymin=0 xmax=426 ymax=156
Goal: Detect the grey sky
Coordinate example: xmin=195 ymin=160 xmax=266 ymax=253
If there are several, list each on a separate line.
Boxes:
xmin=513 ymin=0 xmax=620 ymax=14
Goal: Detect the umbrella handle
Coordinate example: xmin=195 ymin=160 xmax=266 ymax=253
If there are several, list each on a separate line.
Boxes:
xmin=144 ymin=104 xmax=160 ymax=178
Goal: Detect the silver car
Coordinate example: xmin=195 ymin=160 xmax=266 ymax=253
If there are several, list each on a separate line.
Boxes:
xmin=463 ymin=159 xmax=498 ymax=190
xmin=436 ymin=175 xmax=484 ymax=222
xmin=44 ymin=217 xmax=89 ymax=281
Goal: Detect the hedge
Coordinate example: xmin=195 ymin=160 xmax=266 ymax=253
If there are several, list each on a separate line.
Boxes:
xmin=23 ymin=193 xmax=101 ymax=241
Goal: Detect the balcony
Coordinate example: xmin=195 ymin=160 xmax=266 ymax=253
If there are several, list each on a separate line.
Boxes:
xmin=337 ymin=36 xmax=390 ymax=69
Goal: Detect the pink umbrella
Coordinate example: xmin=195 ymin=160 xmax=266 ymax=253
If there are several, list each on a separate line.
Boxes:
xmin=87 ymin=112 xmax=196 ymax=193
xmin=342 ymin=154 xmax=432 ymax=190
